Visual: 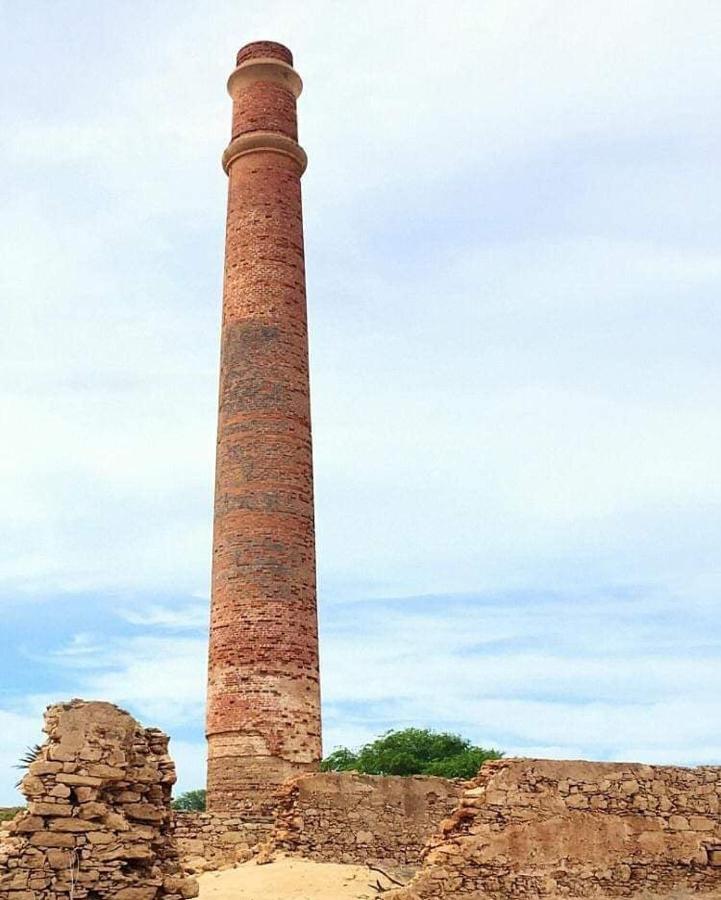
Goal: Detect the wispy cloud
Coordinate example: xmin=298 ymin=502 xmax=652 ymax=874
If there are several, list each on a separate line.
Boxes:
xmin=1 ymin=0 xmax=720 ymax=802
xmin=42 ymin=630 xmax=207 ymax=728
xmin=321 ymin=588 xmax=721 ymax=765
xmin=0 ymin=601 xmax=209 ymax=803
xmin=120 ymin=603 xmax=209 ymax=631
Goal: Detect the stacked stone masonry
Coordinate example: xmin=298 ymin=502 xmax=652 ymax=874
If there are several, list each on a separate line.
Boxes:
xmin=0 ymin=700 xmax=197 ymax=900
xmin=270 ymin=772 xmax=463 ymax=874
xmin=206 ymin=39 xmax=322 ymax=814
xmin=388 ymin=758 xmax=721 ymax=900
xmin=171 ymin=812 xmax=272 ymax=872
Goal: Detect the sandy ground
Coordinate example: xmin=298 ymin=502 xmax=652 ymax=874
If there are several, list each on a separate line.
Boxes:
xmin=197 ymin=856 xmax=391 ymax=900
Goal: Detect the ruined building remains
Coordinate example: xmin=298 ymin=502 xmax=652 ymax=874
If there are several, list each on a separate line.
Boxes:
xmin=206 ymin=41 xmax=322 ymax=813
xmin=0 ymin=700 xmax=197 ymax=900
xmin=387 ymin=759 xmax=721 ymax=900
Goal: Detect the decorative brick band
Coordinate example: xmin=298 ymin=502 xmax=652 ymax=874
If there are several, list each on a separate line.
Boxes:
xmin=221 ymin=130 xmax=308 ymax=175
xmin=227 ymin=57 xmax=303 ymax=100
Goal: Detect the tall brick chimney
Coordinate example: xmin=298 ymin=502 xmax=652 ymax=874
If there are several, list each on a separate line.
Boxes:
xmin=206 ymin=41 xmax=322 ymax=813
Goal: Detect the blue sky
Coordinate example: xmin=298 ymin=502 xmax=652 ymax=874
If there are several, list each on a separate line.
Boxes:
xmin=1 ymin=0 xmax=721 ymax=803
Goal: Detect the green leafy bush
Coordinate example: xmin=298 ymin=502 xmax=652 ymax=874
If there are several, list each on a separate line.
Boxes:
xmin=172 ymin=789 xmax=207 ymax=812
xmin=321 ymin=728 xmax=502 ymax=779
xmin=0 ymin=808 xmax=22 ymax=823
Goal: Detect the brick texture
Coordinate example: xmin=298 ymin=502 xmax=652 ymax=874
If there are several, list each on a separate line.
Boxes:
xmin=206 ymin=41 xmax=321 ymax=814
xmin=236 ymin=41 xmax=293 ymax=67
xmin=231 ymin=83 xmax=298 ymax=141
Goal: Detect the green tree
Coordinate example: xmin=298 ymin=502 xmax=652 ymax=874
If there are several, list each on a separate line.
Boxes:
xmin=321 ymin=728 xmax=502 ymax=779
xmin=320 ymin=746 xmax=359 ymax=772
xmin=172 ymin=789 xmax=207 ymax=812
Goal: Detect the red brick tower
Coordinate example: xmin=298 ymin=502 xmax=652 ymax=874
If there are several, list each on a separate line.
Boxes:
xmin=206 ymin=41 xmax=322 ymax=813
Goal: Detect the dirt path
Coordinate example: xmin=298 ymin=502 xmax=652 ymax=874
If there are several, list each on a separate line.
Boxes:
xmin=197 ymin=856 xmax=386 ymax=900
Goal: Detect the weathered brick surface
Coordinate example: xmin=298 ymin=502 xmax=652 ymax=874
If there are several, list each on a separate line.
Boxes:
xmin=206 ymin=41 xmax=321 ymax=813
xmin=236 ymin=41 xmax=292 ymax=67
xmin=388 ymin=758 xmax=721 ymax=899
xmin=270 ymin=773 xmax=463 ymax=874
xmin=231 ymin=83 xmax=298 ymax=140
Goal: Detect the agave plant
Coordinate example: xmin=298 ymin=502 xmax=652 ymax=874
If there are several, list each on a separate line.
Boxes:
xmin=14 ymin=744 xmax=43 ymax=787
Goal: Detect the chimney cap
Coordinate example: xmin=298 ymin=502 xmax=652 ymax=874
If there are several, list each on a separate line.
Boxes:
xmin=236 ymin=41 xmax=293 ymax=67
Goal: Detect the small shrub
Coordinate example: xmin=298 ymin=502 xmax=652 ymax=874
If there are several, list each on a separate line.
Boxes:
xmin=172 ymin=789 xmax=207 ymax=812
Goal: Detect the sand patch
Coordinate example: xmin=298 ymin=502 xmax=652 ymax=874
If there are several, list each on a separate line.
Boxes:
xmin=198 ymin=856 xmax=388 ymax=900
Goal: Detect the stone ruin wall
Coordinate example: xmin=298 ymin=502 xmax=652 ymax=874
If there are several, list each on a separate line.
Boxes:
xmin=167 ymin=773 xmax=461 ymax=876
xmin=269 ymin=772 xmax=464 ymax=873
xmin=387 ymin=758 xmax=721 ymax=900
xmin=6 ymin=705 xmax=721 ymax=900
xmin=0 ymin=700 xmax=197 ymax=900
xmin=171 ymin=812 xmax=272 ymax=872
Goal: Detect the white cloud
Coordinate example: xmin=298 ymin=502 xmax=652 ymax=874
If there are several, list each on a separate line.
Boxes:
xmin=319 ymin=588 xmax=721 ymax=764
xmin=1 ymin=0 xmax=720 ymax=799
xmin=170 ymin=740 xmax=208 ymax=797
xmin=71 ymin=637 xmax=207 ymax=727
xmin=120 ymin=603 xmax=209 ymax=630
xmin=0 ymin=630 xmax=209 ymax=804
xmin=2 ymin=1 xmax=720 ymax=598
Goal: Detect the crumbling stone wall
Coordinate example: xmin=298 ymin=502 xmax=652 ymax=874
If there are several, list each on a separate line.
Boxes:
xmin=172 ymin=812 xmax=272 ymax=871
xmin=0 ymin=699 xmax=197 ymax=900
xmin=271 ymin=772 xmax=463 ymax=871
xmin=0 ymin=824 xmax=14 ymax=858
xmin=388 ymin=758 xmax=721 ymax=899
